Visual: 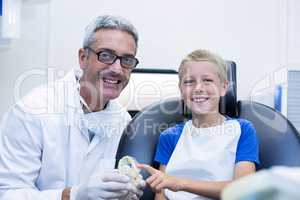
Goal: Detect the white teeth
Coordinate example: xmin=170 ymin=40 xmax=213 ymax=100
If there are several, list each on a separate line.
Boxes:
xmin=104 ymin=78 xmax=118 ymax=84
xmin=192 ymin=96 xmax=208 ymax=103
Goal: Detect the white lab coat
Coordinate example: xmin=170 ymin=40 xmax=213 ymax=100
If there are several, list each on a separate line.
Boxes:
xmin=0 ymin=69 xmax=131 ymax=200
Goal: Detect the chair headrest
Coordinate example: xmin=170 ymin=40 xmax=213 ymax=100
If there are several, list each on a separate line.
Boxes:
xmin=220 ymin=61 xmax=237 ymax=117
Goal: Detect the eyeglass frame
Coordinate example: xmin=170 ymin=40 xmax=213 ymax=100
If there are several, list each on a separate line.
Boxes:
xmin=84 ymin=46 xmax=139 ymax=69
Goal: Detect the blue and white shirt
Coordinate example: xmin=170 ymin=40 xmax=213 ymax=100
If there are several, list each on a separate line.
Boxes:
xmin=155 ymin=118 xmax=259 ymax=166
xmin=155 ymin=118 xmax=259 ymax=200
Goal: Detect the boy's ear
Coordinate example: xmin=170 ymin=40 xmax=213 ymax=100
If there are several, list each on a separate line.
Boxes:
xmin=221 ymin=80 xmax=229 ymax=97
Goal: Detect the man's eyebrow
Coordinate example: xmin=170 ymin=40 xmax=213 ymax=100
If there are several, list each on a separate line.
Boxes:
xmin=97 ymin=48 xmax=135 ymax=57
xmin=122 ymin=53 xmax=135 ymax=57
xmin=97 ymin=48 xmax=115 ymax=53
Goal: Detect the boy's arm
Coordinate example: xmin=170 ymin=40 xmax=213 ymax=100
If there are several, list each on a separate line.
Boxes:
xmin=179 ymin=161 xmax=256 ymax=199
xmin=140 ymin=161 xmax=255 ymax=199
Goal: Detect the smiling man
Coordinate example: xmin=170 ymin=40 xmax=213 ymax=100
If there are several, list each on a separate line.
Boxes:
xmin=79 ymin=27 xmax=138 ymax=112
xmin=0 ymin=15 xmax=144 ymax=200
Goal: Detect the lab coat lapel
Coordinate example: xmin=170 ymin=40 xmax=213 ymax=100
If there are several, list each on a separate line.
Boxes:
xmin=60 ymin=69 xmax=119 ymax=153
xmin=56 ymin=69 xmax=87 ymax=185
xmin=62 ymin=69 xmax=82 ymax=126
xmin=86 ymin=101 xmax=120 ymax=153
xmin=59 ymin=69 xmax=126 ymax=154
xmin=62 ymin=69 xmax=90 ymax=142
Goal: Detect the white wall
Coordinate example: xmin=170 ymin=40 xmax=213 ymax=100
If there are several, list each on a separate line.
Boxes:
xmin=0 ymin=1 xmax=50 ymax=119
xmin=47 ymin=0 xmax=285 ymax=100
xmin=287 ymin=0 xmax=300 ymax=66
xmin=245 ymin=0 xmax=300 ymax=119
xmin=0 ymin=0 xmax=297 ymax=119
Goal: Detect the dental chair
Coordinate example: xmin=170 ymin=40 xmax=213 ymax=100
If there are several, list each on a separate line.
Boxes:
xmin=115 ymin=62 xmax=300 ymax=200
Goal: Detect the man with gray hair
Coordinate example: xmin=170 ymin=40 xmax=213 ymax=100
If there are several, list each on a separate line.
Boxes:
xmin=0 ymin=15 xmax=144 ymax=200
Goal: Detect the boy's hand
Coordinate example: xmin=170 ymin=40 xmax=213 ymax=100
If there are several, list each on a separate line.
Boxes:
xmin=137 ymin=164 xmax=182 ymax=192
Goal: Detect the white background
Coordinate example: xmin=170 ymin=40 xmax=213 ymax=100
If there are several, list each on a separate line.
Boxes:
xmin=0 ymin=0 xmax=299 ymax=119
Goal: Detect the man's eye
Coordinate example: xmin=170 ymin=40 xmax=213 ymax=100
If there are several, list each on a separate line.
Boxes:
xmin=122 ymin=57 xmax=134 ymax=65
xmin=99 ymin=52 xmax=114 ymax=60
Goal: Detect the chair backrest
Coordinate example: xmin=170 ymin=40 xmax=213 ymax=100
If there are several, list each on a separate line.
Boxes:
xmin=115 ymin=60 xmax=300 ymax=199
xmin=238 ymin=100 xmax=300 ymax=170
xmin=220 ymin=61 xmax=237 ymax=117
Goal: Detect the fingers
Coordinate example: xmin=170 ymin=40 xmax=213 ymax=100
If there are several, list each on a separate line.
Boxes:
xmin=136 ymin=189 xmax=144 ymax=198
xmin=150 ymin=178 xmax=164 ymax=192
xmin=124 ymin=183 xmax=144 ymax=197
xmin=98 ymin=170 xmax=145 ymax=198
xmin=145 ymin=172 xmax=164 ymax=192
xmin=150 ymin=176 xmax=163 ymax=189
xmin=100 ymin=181 xmax=143 ymax=198
xmin=156 ymin=182 xmax=165 ymax=192
xmin=146 ymin=174 xmax=157 ymax=185
xmin=99 ymin=190 xmax=129 ymax=199
xmin=146 ymin=171 xmax=163 ymax=185
xmin=122 ymin=193 xmax=140 ymax=200
xmin=137 ymin=163 xmax=158 ymax=175
xmin=136 ymin=179 xmax=146 ymax=189
xmin=102 ymin=172 xmax=130 ymax=183
xmin=101 ymin=181 xmax=132 ymax=191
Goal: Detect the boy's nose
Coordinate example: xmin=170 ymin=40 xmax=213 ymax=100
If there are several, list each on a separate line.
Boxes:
xmin=194 ymin=81 xmax=205 ymax=92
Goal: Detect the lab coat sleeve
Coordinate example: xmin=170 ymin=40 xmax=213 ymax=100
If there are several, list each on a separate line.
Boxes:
xmin=0 ymin=106 xmax=63 ymax=200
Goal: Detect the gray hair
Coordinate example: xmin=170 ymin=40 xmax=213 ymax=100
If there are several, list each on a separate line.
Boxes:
xmin=83 ymin=15 xmax=139 ymax=49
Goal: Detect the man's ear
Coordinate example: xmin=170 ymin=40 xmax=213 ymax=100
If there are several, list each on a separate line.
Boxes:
xmin=78 ymin=48 xmax=87 ymax=70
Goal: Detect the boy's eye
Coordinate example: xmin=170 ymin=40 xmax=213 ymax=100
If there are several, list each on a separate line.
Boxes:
xmin=183 ymin=80 xmax=195 ymax=84
xmin=203 ymin=78 xmax=213 ymax=83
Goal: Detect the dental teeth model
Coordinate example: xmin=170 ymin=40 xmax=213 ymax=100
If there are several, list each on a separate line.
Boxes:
xmin=118 ymin=156 xmax=143 ymax=186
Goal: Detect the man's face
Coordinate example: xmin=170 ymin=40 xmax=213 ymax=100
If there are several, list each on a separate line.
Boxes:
xmin=79 ymin=29 xmax=137 ymax=103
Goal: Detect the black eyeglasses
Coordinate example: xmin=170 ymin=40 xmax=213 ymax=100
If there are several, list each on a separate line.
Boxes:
xmin=85 ymin=47 xmax=139 ymax=69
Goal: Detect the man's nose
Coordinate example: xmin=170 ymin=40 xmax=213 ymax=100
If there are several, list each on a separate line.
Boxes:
xmin=110 ymin=58 xmax=123 ymax=74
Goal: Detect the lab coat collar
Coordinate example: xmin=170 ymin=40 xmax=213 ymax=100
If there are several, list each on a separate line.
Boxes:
xmin=60 ymin=69 xmax=126 ymax=151
xmin=62 ymin=68 xmax=125 ymax=112
xmin=61 ymin=68 xmax=123 ymax=123
xmin=58 ymin=68 xmax=83 ymax=127
xmin=63 ymin=68 xmax=82 ymax=110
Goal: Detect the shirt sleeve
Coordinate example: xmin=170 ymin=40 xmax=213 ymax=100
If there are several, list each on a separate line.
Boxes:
xmin=0 ymin=106 xmax=62 ymax=200
xmin=154 ymin=123 xmax=183 ymax=165
xmin=235 ymin=119 xmax=260 ymax=165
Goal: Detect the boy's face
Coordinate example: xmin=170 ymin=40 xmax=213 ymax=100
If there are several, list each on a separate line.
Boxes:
xmin=179 ymin=61 xmax=228 ymax=116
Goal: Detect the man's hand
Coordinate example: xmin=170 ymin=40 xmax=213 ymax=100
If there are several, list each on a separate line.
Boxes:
xmin=137 ymin=164 xmax=181 ymax=193
xmin=122 ymin=175 xmax=146 ymax=200
xmin=69 ymin=170 xmax=144 ymax=200
xmin=61 ymin=188 xmax=71 ymax=200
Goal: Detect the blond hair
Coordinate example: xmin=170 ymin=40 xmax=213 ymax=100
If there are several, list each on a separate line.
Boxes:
xmin=178 ymin=49 xmax=227 ymax=83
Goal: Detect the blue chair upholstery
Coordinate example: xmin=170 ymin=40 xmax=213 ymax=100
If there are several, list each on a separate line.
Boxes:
xmin=238 ymin=100 xmax=300 ymax=170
